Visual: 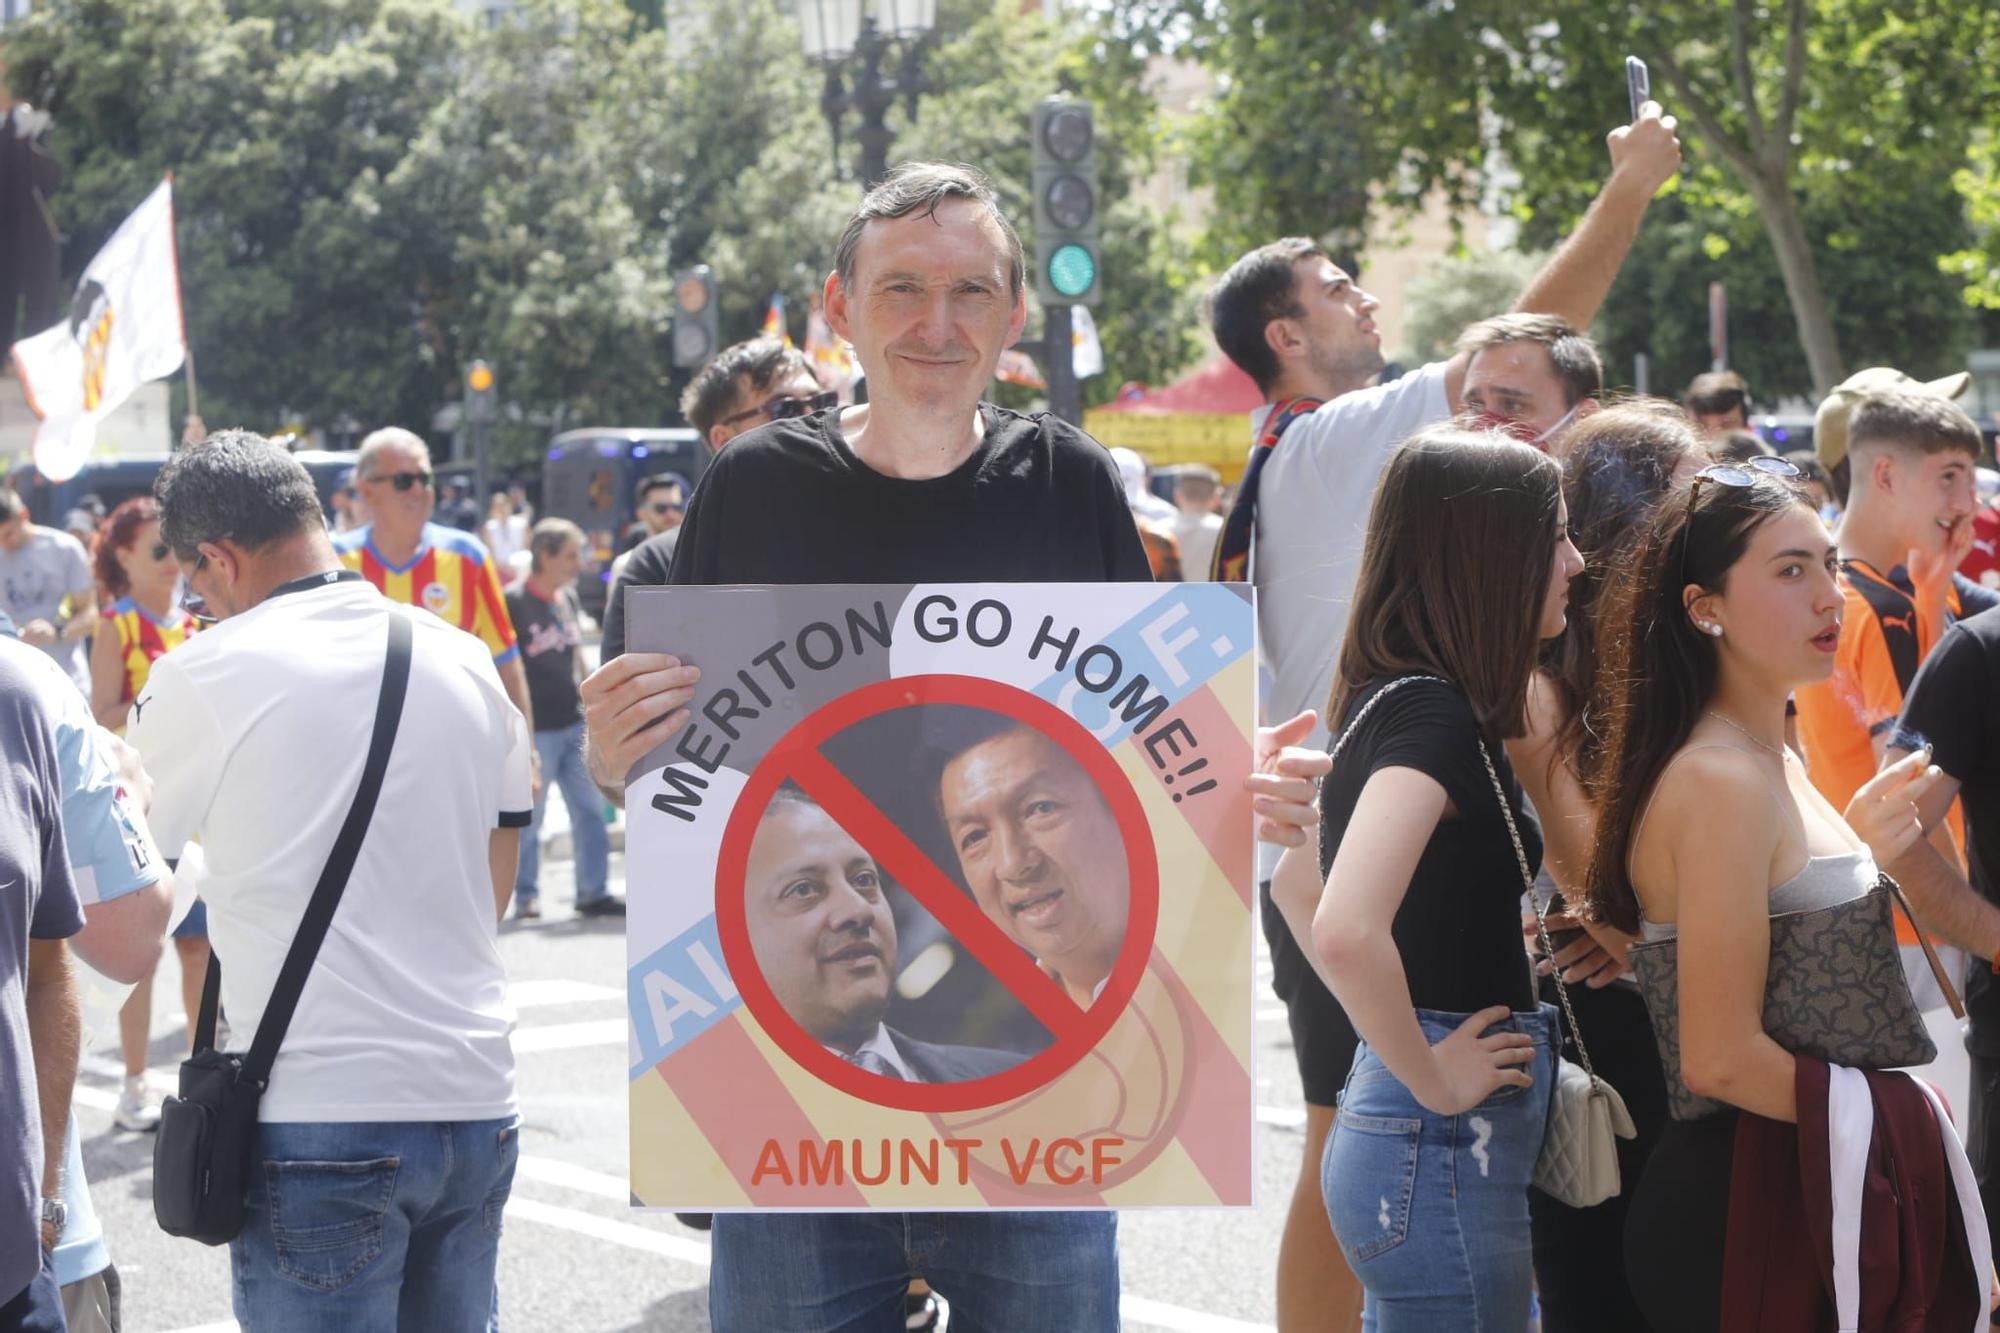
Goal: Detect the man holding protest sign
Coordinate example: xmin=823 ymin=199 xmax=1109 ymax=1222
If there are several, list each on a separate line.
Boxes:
xmin=585 ymin=161 xmax=1327 ymax=1331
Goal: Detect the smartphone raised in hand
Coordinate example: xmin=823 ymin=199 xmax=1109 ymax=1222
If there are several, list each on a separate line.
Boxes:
xmin=1626 ymin=55 xmax=1650 ymax=121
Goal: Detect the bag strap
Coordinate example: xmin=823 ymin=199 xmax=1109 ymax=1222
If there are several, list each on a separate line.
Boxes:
xmin=1881 ymin=873 xmax=1967 ymax=1019
xmin=191 ymin=611 xmax=415 ymax=1086
xmin=1325 ymin=674 xmax=1447 ymax=766
xmin=1472 ymin=731 xmax=1606 ymax=1087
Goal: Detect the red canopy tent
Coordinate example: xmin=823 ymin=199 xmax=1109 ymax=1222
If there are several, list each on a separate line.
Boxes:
xmin=1084 ymin=356 xmax=1262 ymax=480
xmin=1096 ymin=356 xmax=1264 ymax=415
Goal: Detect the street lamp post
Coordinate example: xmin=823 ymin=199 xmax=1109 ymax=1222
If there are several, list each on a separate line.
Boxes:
xmin=796 ymin=0 xmax=936 ymax=189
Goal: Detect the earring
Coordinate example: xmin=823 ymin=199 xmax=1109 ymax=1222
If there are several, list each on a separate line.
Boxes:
xmin=1697 ymin=622 xmax=1724 ymax=638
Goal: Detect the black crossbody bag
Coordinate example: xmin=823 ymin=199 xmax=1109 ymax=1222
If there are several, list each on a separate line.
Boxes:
xmin=153 ymin=612 xmax=413 ymax=1245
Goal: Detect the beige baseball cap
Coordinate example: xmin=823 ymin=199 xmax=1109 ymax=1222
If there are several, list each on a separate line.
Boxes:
xmin=1814 ymin=366 xmax=1972 ymax=470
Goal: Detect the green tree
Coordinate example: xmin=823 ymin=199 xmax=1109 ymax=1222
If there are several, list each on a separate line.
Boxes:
xmin=685 ymin=0 xmax=1205 ymax=408
xmin=4 ymin=0 xmax=472 ymax=432
xmin=1397 ymin=248 xmax=1542 ymax=366
xmin=1114 ymin=0 xmax=2000 ymax=396
xmin=5 ymin=0 xmax=1204 ymax=450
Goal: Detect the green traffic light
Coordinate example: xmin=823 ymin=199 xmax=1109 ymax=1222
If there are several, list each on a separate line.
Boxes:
xmin=1048 ymin=244 xmax=1096 ymax=298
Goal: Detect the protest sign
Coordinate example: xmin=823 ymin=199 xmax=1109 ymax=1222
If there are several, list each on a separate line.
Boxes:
xmin=624 ymin=582 xmax=1256 ymax=1209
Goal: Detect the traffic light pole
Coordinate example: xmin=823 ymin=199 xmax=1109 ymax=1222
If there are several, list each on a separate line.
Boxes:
xmin=473 ymin=418 xmax=490 ymax=512
xmin=1042 ymin=303 xmax=1080 ymax=428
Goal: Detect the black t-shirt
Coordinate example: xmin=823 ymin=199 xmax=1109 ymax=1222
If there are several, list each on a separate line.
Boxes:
xmin=601 ymin=404 xmax=1153 ymax=659
xmin=1895 ymin=605 xmax=2000 ymax=1053
xmin=504 ymin=583 xmax=582 ymax=730
xmin=1316 ymin=676 xmax=1542 ymax=1020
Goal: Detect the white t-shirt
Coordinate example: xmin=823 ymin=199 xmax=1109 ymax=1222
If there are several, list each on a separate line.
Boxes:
xmin=1174 ymin=510 xmax=1223 ymax=581
xmin=129 ymin=574 xmax=533 ymax=1122
xmin=1251 ymin=362 xmax=1453 ymax=877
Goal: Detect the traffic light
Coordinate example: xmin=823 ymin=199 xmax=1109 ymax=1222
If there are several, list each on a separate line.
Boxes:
xmin=1032 ymin=98 xmax=1100 ymax=307
xmin=464 ymin=359 xmax=496 ymax=423
xmin=672 ymin=265 xmax=719 ymax=369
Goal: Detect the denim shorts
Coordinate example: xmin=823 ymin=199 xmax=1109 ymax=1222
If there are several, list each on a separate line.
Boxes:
xmin=1322 ymin=1004 xmax=1557 ymax=1333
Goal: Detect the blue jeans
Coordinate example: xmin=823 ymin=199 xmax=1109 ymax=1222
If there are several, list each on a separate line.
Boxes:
xmin=516 ymin=721 xmax=610 ymax=906
xmin=1323 ymin=1004 xmax=1557 ymax=1332
xmin=230 ymin=1117 xmax=519 ymax=1333
xmin=708 ymin=1211 xmax=1119 ymax=1332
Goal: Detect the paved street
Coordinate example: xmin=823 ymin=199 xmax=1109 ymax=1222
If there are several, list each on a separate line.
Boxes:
xmin=66 ymin=828 xmax=1308 ymax=1333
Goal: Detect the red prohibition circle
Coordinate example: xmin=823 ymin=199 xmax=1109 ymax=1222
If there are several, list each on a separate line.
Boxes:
xmin=713 ymin=673 xmax=1162 ymax=1113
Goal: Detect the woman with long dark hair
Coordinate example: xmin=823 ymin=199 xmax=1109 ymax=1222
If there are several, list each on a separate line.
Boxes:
xmin=1580 ymin=462 xmax=1958 ymax=1326
xmin=1508 ymin=402 xmax=1704 ymax=1328
xmin=1271 ymin=426 xmax=1583 ymax=1329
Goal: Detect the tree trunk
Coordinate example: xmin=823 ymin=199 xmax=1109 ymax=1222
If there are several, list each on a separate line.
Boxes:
xmin=1742 ymin=169 xmax=1845 ymax=397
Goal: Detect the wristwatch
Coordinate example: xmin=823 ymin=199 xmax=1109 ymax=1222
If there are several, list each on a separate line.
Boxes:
xmin=40 ymin=1197 xmax=66 ymax=1233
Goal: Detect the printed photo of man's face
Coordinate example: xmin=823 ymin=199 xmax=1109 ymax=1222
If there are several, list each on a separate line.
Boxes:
xmin=937 ymin=725 xmax=1129 ymax=1006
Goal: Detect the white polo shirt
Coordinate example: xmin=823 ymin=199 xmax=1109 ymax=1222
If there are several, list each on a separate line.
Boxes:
xmin=1252 ymin=362 xmax=1453 ymax=878
xmin=130 ymin=572 xmax=533 ymax=1122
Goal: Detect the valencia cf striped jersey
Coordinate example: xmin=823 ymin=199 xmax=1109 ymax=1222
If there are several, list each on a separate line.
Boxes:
xmin=333 ymin=522 xmax=520 ymax=665
xmin=108 ymin=596 xmax=197 ymax=704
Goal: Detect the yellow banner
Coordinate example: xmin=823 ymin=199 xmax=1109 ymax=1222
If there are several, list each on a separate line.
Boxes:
xmin=1082 ymin=411 xmax=1249 ymax=482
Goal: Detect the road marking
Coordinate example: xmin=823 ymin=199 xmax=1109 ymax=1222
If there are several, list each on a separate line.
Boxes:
xmin=509 ymin=978 xmax=622 ymax=1008
xmin=515 ymin=1153 xmax=630 ymax=1201
xmin=1122 ymin=1294 xmax=1275 ymax=1333
xmin=512 ymin=1018 xmax=626 ymax=1053
xmin=506 ymin=1196 xmax=712 ymax=1265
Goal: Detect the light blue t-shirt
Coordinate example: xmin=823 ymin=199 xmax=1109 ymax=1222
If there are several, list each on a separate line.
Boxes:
xmin=0 ymin=635 xmax=163 ymax=1287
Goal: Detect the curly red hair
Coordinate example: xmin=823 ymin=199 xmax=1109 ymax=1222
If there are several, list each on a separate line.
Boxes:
xmin=93 ymin=497 xmax=163 ymax=600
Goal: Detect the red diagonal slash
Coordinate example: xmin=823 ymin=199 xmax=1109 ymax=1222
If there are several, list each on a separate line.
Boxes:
xmin=785 ymin=745 xmax=1083 ymax=1038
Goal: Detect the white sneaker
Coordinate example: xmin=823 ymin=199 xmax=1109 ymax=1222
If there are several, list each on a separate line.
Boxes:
xmin=113 ymin=1076 xmax=160 ymax=1133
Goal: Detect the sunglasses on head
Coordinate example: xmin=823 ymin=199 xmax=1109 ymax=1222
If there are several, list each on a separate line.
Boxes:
xmin=1686 ymin=455 xmax=1801 ymax=509
xmin=370 ymin=469 xmax=434 ymax=492
xmin=719 ymin=390 xmax=839 ymax=429
xmin=1680 ymin=455 xmax=1804 ymax=590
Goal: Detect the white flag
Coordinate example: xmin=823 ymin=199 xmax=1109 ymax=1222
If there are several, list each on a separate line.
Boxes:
xmin=1071 ymin=304 xmax=1104 ymax=379
xmin=9 ymin=180 xmax=186 ymax=482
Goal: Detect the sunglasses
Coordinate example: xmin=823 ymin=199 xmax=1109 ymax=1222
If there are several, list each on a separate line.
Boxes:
xmin=647 ymin=500 xmax=683 ymax=515
xmin=184 ymin=550 xmax=216 ymax=625
xmin=1686 ymin=455 xmax=1801 ymax=509
xmin=718 ymin=390 xmax=838 ymax=429
xmin=1680 ymin=455 xmax=1803 ymax=591
xmin=369 ymin=469 xmax=434 ymax=492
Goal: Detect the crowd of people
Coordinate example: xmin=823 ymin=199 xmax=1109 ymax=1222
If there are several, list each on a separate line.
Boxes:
xmin=5 ymin=87 xmax=2000 ymax=1333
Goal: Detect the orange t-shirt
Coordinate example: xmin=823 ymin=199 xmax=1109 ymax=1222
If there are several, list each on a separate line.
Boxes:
xmin=1795 ymin=559 xmax=1970 ymax=944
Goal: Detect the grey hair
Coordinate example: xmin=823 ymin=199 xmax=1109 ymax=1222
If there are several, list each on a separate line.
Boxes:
xmin=528 ymin=517 xmax=586 ymax=572
xmin=832 ymin=161 xmax=1024 ymax=302
xmin=355 ymin=426 xmax=430 ymax=481
xmin=154 ymin=428 xmax=326 ymax=559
